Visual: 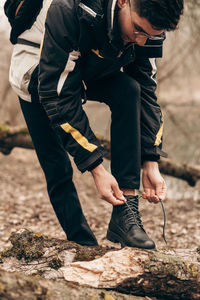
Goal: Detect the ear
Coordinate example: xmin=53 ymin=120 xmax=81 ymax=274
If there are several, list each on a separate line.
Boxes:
xmin=117 ymin=0 xmax=129 ymax=9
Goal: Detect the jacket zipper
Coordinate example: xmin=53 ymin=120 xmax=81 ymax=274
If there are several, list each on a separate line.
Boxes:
xmin=79 ymin=3 xmax=97 ymax=17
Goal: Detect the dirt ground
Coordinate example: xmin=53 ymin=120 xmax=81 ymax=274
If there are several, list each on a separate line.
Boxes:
xmin=0 ymin=0 xmax=200 ymax=255
xmin=0 ymin=148 xmax=199 ymax=253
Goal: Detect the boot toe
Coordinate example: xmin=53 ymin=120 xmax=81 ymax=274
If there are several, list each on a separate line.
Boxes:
xmin=143 ymin=239 xmax=156 ymax=249
xmin=126 ymin=227 xmax=156 ymax=249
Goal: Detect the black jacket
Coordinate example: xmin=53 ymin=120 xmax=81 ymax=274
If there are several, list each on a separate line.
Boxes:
xmin=39 ymin=0 xmax=167 ymax=172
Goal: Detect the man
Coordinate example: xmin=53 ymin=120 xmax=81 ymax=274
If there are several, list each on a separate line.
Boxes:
xmin=9 ymin=0 xmax=183 ymax=248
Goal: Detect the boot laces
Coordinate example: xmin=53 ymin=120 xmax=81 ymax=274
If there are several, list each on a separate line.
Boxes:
xmin=122 ymin=195 xmax=143 ymax=229
xmin=123 ymin=195 xmax=167 ymax=244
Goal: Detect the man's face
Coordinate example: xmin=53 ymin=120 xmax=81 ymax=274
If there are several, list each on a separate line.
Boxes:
xmin=117 ymin=0 xmax=164 ymax=45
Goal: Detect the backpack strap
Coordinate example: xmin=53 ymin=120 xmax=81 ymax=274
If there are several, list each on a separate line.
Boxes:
xmin=4 ymin=0 xmax=43 ymax=44
xmin=15 ymin=1 xmax=24 ymax=16
xmin=17 ymin=38 xmax=40 ymax=48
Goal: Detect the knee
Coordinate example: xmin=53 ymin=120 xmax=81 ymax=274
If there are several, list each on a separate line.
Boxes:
xmin=118 ymin=77 xmax=141 ymax=112
xmin=46 ymin=165 xmax=74 ymax=194
xmin=107 ymin=74 xmax=141 ymax=111
xmin=40 ymin=154 xmax=74 ymax=184
xmin=127 ymin=78 xmax=141 ymax=102
xmin=118 ymin=73 xmax=141 ymax=101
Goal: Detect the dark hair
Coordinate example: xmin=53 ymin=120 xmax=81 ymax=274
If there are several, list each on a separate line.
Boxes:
xmin=132 ymin=0 xmax=184 ymax=31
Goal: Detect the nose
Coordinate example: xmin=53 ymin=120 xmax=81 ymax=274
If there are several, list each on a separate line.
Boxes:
xmin=135 ymin=36 xmax=148 ymax=46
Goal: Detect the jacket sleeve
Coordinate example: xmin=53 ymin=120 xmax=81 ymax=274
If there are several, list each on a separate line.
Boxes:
xmin=124 ymin=44 xmax=168 ymax=164
xmin=39 ymin=2 xmax=105 ymax=172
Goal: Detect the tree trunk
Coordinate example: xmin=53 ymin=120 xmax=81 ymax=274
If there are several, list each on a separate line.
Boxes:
xmin=0 ymin=229 xmax=199 ymax=300
xmin=0 ymin=124 xmax=33 ymax=154
xmin=0 ymin=268 xmax=143 ymax=300
xmin=99 ymin=136 xmax=200 ymax=186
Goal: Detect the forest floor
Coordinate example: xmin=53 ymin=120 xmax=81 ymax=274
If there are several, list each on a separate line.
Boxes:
xmin=0 ymin=148 xmax=199 ymax=252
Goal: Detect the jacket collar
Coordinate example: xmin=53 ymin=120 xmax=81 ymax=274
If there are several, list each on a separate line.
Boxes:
xmin=79 ymin=0 xmax=120 ymax=41
xmin=106 ymin=0 xmax=118 ymax=40
xmin=106 ymin=0 xmax=127 ymax=55
xmin=79 ymin=0 xmax=126 ymax=57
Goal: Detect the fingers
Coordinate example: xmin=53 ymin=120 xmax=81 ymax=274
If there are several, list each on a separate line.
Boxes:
xmin=156 ymin=180 xmax=167 ymax=201
xmin=100 ymin=192 xmax=125 ymax=206
xmin=143 ymin=181 xmax=167 ymax=204
xmin=142 ymin=172 xmax=157 ymax=203
xmin=101 ymin=182 xmax=126 ymax=206
xmin=111 ymin=182 xmax=126 ymax=202
xmin=100 ymin=181 xmax=126 ymax=206
xmin=92 ymin=167 xmax=126 ymax=206
xmin=142 ymin=188 xmax=159 ymax=204
xmin=142 ymin=167 xmax=167 ymax=204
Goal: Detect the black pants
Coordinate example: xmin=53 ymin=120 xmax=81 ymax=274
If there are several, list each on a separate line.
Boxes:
xmin=19 ymin=71 xmax=141 ymax=245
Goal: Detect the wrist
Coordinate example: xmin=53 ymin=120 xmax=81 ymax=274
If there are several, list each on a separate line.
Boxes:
xmin=90 ymin=163 xmax=105 ymax=176
xmin=143 ymin=161 xmax=158 ymax=169
xmin=87 ymin=157 xmax=103 ymax=172
xmin=141 ymin=154 xmax=160 ymax=166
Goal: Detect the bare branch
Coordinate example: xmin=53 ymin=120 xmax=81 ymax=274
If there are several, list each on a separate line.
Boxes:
xmin=0 ymin=124 xmax=199 ymax=186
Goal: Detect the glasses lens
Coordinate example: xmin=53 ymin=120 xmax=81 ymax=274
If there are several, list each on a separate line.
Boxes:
xmin=149 ymin=33 xmax=166 ymax=41
xmin=148 ymin=35 xmax=165 ymax=40
xmin=134 ymin=32 xmax=147 ymax=38
xmin=134 ymin=32 xmax=165 ymax=41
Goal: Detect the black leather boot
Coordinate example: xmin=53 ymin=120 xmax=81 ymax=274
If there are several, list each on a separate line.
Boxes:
xmin=106 ymin=195 xmax=156 ymax=249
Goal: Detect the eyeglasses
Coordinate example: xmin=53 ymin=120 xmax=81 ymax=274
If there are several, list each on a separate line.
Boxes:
xmin=129 ymin=0 xmax=165 ymax=42
xmin=133 ymin=31 xmax=165 ymax=41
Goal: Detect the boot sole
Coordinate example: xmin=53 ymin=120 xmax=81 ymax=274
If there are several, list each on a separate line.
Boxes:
xmin=106 ymin=230 xmax=126 ymax=248
xmin=106 ymin=230 xmax=156 ymax=250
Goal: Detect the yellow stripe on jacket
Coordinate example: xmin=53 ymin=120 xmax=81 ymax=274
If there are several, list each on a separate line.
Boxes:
xmin=60 ymin=123 xmax=98 ymax=152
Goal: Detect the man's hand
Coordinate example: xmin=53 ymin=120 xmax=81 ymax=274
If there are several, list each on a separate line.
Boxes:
xmin=90 ymin=164 xmax=126 ymax=205
xmin=142 ymin=161 xmax=167 ymax=203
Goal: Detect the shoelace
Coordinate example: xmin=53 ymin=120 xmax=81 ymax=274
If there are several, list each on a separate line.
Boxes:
xmin=123 ymin=197 xmax=143 ymax=229
xmin=124 ymin=196 xmax=167 ymax=244
xmin=122 ymin=202 xmax=143 ymax=228
xmin=160 ymin=199 xmax=167 ymax=244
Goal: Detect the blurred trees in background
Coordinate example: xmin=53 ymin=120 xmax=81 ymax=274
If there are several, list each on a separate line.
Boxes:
xmin=158 ymin=0 xmax=200 ymax=89
xmin=156 ymin=0 xmax=200 ymax=166
xmin=0 ymin=0 xmax=200 ymax=122
xmin=0 ymin=3 xmax=21 ymax=127
xmin=0 ymin=0 xmax=200 ymax=167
